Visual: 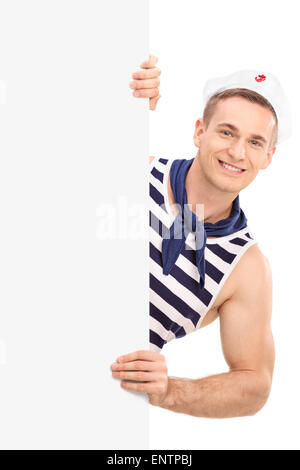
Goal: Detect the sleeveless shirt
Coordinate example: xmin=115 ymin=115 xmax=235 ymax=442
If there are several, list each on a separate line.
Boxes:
xmin=149 ymin=157 xmax=258 ymax=353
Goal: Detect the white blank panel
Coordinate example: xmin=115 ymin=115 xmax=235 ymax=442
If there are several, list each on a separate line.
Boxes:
xmin=0 ymin=0 xmax=149 ymax=449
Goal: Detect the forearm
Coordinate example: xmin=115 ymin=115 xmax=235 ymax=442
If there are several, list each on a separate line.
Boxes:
xmin=158 ymin=370 xmax=271 ymax=418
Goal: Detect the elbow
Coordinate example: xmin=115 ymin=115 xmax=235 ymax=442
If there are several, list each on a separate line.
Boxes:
xmin=243 ymin=373 xmax=272 ymax=416
xmin=247 ymin=389 xmax=270 ymax=416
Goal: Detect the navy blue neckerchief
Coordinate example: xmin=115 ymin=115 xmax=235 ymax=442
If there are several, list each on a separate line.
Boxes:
xmin=161 ymin=158 xmax=248 ymax=290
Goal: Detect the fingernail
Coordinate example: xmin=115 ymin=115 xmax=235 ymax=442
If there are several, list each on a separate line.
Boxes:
xmin=133 ymin=91 xmax=140 ymax=97
xmin=129 ymin=81 xmax=136 ymax=88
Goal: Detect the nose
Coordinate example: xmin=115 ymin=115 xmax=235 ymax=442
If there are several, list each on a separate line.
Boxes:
xmin=227 ymin=139 xmax=246 ymax=160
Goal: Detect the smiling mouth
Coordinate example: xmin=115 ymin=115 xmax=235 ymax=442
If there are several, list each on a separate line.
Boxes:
xmin=218 ymin=159 xmax=246 ymax=174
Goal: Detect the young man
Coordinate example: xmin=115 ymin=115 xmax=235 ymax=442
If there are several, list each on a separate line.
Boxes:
xmin=110 ymin=55 xmax=291 ymax=418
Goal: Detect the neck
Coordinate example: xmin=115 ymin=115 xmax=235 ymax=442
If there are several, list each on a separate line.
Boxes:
xmin=185 ymin=152 xmax=240 ymax=223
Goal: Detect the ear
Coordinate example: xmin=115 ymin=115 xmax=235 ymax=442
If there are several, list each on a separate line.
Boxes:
xmin=260 ymin=145 xmax=276 ymax=170
xmin=193 ymin=118 xmax=205 ymax=148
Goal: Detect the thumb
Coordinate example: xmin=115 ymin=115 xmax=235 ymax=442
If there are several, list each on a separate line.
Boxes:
xmin=150 ymin=94 xmax=161 ymax=111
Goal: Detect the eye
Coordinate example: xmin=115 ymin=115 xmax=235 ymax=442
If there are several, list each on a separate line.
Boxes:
xmin=250 ymin=140 xmax=261 ymax=147
xmin=221 ymin=130 xmax=232 ymax=137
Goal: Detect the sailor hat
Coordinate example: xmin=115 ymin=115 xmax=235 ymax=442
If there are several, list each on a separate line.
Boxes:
xmin=203 ymin=70 xmax=292 ymax=144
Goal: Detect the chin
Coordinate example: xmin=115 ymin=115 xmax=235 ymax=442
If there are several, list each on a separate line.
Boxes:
xmin=219 ymin=183 xmax=242 ymax=193
xmin=212 ymin=175 xmax=245 ymax=194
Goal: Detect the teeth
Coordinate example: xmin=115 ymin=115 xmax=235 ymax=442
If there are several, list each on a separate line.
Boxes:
xmin=220 ymin=161 xmax=243 ymax=172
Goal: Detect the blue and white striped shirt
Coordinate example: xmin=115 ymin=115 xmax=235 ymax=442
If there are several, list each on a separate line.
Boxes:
xmin=149 ymin=157 xmax=257 ymax=352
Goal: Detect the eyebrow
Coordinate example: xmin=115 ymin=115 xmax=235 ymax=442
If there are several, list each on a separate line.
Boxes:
xmin=216 ymin=122 xmax=268 ymax=145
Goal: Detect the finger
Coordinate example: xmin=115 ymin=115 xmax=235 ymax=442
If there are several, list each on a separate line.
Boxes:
xmin=150 ymin=94 xmax=161 ymax=111
xmin=129 ymin=78 xmax=160 ymax=90
xmin=140 ymin=54 xmax=158 ymax=69
xmin=132 ymin=88 xmax=159 ymax=98
xmin=112 ymin=370 xmax=160 ymax=381
xmin=117 ymin=350 xmax=163 ymax=363
xmin=121 ymin=380 xmax=159 ymax=393
xmin=111 ymin=360 xmax=159 ymax=371
xmin=132 ymin=68 xmax=161 ymax=80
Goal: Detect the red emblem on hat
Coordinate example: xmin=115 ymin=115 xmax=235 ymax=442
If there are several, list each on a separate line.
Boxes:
xmin=255 ymin=74 xmax=266 ymax=82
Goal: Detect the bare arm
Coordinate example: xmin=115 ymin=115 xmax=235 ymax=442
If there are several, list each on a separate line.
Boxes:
xmin=158 ymin=245 xmax=275 ymax=418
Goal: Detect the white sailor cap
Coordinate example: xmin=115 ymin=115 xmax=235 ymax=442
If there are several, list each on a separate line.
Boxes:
xmin=203 ymin=70 xmax=292 ymax=144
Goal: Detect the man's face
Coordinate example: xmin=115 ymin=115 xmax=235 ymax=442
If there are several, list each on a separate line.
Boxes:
xmin=193 ymin=96 xmax=277 ymax=194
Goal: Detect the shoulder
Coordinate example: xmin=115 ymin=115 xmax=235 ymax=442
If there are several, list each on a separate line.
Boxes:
xmin=231 ymin=243 xmax=272 ymax=305
xmin=237 ymin=243 xmax=272 ymax=283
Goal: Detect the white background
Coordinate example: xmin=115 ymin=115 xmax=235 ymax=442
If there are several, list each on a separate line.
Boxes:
xmin=1 ymin=0 xmax=299 ymax=452
xmin=0 ymin=0 xmax=149 ymax=449
xmin=149 ymin=0 xmax=300 ymax=450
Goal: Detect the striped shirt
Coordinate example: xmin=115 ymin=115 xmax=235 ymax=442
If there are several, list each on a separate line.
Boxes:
xmin=149 ymin=157 xmax=258 ymax=352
